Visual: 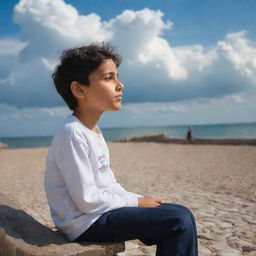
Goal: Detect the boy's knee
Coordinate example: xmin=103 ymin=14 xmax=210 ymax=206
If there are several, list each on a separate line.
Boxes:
xmin=171 ymin=204 xmax=195 ymax=221
xmin=162 ymin=204 xmax=194 ymax=232
xmin=160 ymin=203 xmax=194 ymax=218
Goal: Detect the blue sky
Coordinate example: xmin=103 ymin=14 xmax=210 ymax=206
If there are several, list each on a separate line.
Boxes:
xmin=0 ymin=0 xmax=256 ymax=137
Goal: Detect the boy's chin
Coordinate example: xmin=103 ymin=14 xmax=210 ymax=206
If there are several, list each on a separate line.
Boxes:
xmin=110 ymin=107 xmax=121 ymax=112
xmin=111 ymin=104 xmax=122 ymax=111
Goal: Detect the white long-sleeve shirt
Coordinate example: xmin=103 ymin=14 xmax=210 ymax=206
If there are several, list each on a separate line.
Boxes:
xmin=45 ymin=115 xmax=143 ymax=241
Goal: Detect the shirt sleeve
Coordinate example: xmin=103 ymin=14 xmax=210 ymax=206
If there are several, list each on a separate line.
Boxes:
xmin=54 ymin=135 xmax=138 ymax=215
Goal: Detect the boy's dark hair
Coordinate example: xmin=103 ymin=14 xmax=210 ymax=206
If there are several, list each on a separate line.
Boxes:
xmin=52 ymin=43 xmax=122 ymax=111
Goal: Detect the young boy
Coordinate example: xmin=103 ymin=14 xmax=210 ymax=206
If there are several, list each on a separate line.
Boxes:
xmin=45 ymin=43 xmax=198 ymax=256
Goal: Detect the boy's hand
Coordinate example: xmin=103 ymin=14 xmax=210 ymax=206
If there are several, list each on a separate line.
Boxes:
xmin=138 ymin=197 xmax=164 ymax=207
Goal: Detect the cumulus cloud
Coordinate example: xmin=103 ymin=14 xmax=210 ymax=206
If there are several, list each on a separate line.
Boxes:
xmin=13 ymin=0 xmax=109 ymax=60
xmin=217 ymin=31 xmax=256 ymax=82
xmin=0 ymin=0 xmax=255 ymax=110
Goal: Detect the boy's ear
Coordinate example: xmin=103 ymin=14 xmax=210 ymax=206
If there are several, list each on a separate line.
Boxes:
xmin=70 ymin=81 xmax=86 ymax=99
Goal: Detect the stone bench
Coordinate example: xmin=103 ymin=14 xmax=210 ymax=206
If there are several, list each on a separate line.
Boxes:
xmin=0 ymin=193 xmax=125 ymax=256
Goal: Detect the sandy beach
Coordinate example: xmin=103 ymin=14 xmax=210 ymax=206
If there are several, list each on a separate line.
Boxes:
xmin=0 ymin=142 xmax=255 ymax=256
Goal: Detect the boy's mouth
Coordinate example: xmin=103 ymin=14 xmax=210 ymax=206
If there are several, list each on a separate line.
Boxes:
xmin=115 ymin=94 xmax=123 ymax=99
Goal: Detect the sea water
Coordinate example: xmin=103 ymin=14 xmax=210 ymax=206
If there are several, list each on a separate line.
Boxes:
xmin=1 ymin=122 xmax=256 ymax=149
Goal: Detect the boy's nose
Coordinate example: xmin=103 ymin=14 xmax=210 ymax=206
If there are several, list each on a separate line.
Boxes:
xmin=117 ymin=80 xmax=124 ymax=90
xmin=120 ymin=82 xmax=124 ymax=89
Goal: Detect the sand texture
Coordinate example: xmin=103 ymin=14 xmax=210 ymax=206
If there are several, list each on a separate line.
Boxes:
xmin=0 ymin=142 xmax=255 ymax=256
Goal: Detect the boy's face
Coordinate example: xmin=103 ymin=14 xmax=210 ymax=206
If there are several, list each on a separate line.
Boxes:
xmin=83 ymin=59 xmax=124 ymax=112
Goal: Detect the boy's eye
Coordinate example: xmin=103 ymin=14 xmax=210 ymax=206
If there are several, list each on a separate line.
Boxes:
xmin=105 ymin=76 xmax=113 ymax=80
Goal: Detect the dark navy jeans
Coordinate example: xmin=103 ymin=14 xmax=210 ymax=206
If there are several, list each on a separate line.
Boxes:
xmin=75 ymin=203 xmax=198 ymax=256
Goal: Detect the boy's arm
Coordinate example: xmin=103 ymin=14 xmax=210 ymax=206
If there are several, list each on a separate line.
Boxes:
xmin=54 ymin=136 xmax=139 ymax=215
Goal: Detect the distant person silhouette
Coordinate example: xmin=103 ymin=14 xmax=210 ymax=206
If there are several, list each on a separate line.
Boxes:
xmin=187 ymin=126 xmax=193 ymax=140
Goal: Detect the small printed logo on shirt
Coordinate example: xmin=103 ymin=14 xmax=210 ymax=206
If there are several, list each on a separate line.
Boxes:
xmin=98 ymin=154 xmax=109 ymax=172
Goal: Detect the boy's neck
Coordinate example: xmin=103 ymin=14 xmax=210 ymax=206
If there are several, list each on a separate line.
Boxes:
xmin=73 ymin=109 xmax=102 ymax=133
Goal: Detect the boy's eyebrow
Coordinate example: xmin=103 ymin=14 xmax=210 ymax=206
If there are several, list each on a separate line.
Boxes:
xmin=100 ymin=72 xmax=119 ymax=77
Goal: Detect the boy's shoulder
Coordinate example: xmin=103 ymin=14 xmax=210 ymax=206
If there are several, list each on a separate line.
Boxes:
xmin=53 ymin=115 xmax=89 ymax=144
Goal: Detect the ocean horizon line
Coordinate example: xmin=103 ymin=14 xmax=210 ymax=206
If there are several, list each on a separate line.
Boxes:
xmin=1 ymin=120 xmax=256 ymax=140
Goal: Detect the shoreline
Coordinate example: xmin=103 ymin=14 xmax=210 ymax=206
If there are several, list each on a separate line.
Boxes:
xmin=115 ymin=133 xmax=256 ymax=146
xmin=1 ymin=133 xmax=256 ymax=150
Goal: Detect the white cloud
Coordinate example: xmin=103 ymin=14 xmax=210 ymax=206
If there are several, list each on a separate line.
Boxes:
xmin=107 ymin=9 xmax=172 ymax=59
xmin=0 ymin=38 xmax=27 ymax=56
xmin=217 ymin=31 xmax=256 ymax=81
xmin=41 ymin=57 xmax=58 ymax=71
xmin=13 ymin=0 xmax=109 ymax=60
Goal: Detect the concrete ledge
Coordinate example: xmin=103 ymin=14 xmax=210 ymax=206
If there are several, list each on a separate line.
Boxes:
xmin=0 ymin=142 xmax=8 ymax=150
xmin=0 ymin=193 xmax=125 ymax=256
xmin=115 ymin=133 xmax=256 ymax=146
